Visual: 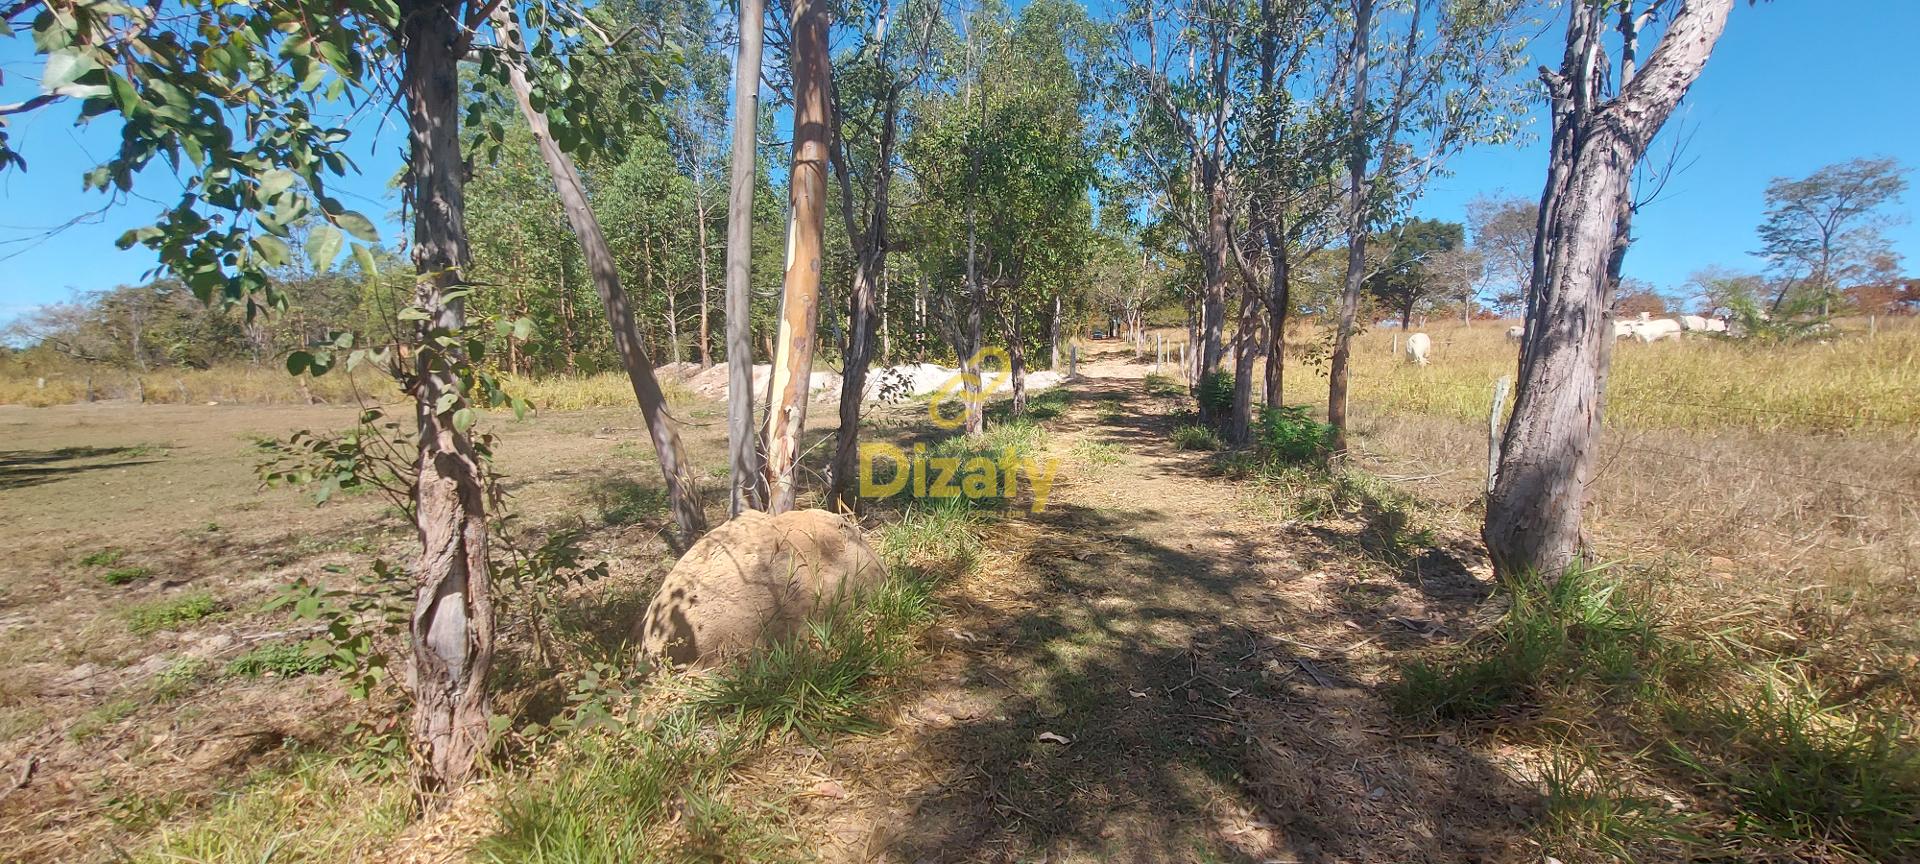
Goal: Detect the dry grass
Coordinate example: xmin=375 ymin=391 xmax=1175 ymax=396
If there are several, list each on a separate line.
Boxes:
xmin=0 ymin=364 xmax=702 ymax=413
xmin=1195 ymin=316 xmax=1920 ymax=436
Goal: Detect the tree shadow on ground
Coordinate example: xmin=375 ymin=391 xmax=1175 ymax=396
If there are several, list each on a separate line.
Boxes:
xmin=0 ymin=446 xmax=163 ymax=490
xmin=862 ymin=501 xmax=1538 ymax=863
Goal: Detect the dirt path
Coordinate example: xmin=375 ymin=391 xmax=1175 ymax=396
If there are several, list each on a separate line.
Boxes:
xmin=798 ymin=351 xmax=1540 ymax=863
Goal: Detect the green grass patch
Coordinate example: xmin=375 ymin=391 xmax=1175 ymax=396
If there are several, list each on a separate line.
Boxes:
xmin=994 ymin=387 xmax=1072 ymax=422
xmin=152 ymin=657 xmax=210 ymax=701
xmin=1538 ymin=744 xmax=1701 ymax=860
xmin=878 ymin=501 xmax=982 ymax=582
xmin=226 ymin=642 xmax=332 ymax=679
xmin=933 ymin=419 xmax=1047 ymax=464
xmin=1390 ymin=566 xmax=1675 ymax=725
xmin=478 ymin=709 xmax=795 ymax=864
xmin=593 ymin=478 xmax=668 ymax=525
xmin=1254 ymin=404 xmax=1333 ymax=465
xmin=1143 ymin=373 xmax=1183 ymax=398
xmin=80 ymin=547 xmax=127 ymax=567
xmin=1392 ymin=565 xmax=1918 ymax=860
xmin=1071 ymin=438 xmax=1123 ymax=467
xmin=132 ymin=752 xmax=412 ymax=863
xmin=69 ymin=698 xmax=139 ymax=742
xmin=693 ymin=571 xmax=936 ymax=743
xmin=102 ymin=565 xmax=151 ymax=586
xmin=1171 ymin=424 xmax=1220 ymax=451
xmin=124 ymin=592 xmax=225 ymax=635
xmin=1663 ymin=673 xmax=1920 ymax=860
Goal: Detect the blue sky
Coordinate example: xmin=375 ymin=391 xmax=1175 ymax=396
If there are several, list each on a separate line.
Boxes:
xmin=3 ymin=1 xmax=1916 ymax=325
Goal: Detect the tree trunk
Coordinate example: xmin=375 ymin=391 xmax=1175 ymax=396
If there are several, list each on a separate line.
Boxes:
xmin=660 ymin=237 xmax=682 ymax=365
xmin=400 ymin=0 xmax=491 ymax=792
xmin=495 ymin=6 xmax=708 ymax=542
xmin=725 ymin=0 xmax=768 ymax=516
xmin=1485 ymin=0 xmax=1732 ymax=579
xmin=697 ymin=194 xmax=713 ymax=368
xmin=827 ymin=93 xmax=898 ymax=511
xmin=764 ymin=0 xmax=831 ymax=513
xmin=1050 ymin=294 xmax=1061 ymax=370
xmin=1327 ymin=0 xmax=1373 ymax=456
xmin=1227 ymin=276 xmax=1261 ymax=447
xmin=879 ymin=267 xmax=891 ymax=363
xmin=1197 ymin=176 xmax=1230 ymax=424
xmin=1263 ymin=213 xmax=1291 ymax=409
xmin=1006 ymin=302 xmax=1027 ymax=416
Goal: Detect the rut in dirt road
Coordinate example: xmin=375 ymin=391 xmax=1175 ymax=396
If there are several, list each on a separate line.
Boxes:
xmin=799 ymin=372 xmax=1542 ymax=864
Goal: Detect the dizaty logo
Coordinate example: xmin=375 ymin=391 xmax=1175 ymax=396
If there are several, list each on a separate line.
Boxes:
xmin=856 ymin=348 xmax=1061 ymax=513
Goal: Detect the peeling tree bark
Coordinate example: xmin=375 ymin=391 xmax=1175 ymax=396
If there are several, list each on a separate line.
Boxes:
xmin=1485 ymin=0 xmax=1732 ymax=579
xmin=400 ymin=0 xmax=491 ymax=791
xmin=494 ymin=6 xmax=708 ymax=543
xmin=764 ymin=0 xmax=832 ymax=513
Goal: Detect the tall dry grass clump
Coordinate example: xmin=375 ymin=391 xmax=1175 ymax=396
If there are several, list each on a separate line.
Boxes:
xmin=1258 ymin=316 xmax=1920 ymax=435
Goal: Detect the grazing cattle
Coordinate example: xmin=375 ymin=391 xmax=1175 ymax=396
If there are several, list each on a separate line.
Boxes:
xmin=1506 ymin=325 xmax=1524 ymax=342
xmin=1633 ymin=319 xmax=1684 ymax=343
xmin=1679 ymin=314 xmax=1731 ymax=334
xmin=1613 ymin=320 xmax=1639 ymax=339
xmin=1405 ymin=332 xmax=1432 ymax=366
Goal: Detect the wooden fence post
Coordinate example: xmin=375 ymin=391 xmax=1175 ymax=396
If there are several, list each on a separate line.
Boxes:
xmin=1486 ymin=375 xmax=1511 ymax=494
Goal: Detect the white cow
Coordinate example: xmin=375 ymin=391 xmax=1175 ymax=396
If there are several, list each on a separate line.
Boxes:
xmin=1634 ymin=318 xmax=1684 ymax=343
xmin=1613 ymin=320 xmax=1639 ymax=339
xmin=1405 ymin=332 xmax=1432 ymax=366
xmin=1678 ymin=314 xmax=1731 ymax=334
xmin=1505 ymin=325 xmax=1524 ymax=342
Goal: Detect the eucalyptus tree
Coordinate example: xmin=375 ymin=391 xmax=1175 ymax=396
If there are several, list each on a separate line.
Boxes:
xmin=1114 ymin=0 xmax=1241 ymax=424
xmin=1486 ymin=0 xmax=1734 ymax=580
xmin=723 ymin=0 xmax=770 ymax=515
xmin=465 ymin=130 xmax=599 ymax=375
xmin=902 ymin=0 xmax=1100 ymax=420
xmin=486 ymin=2 xmax=709 ymax=542
xmin=826 ymin=0 xmax=939 ymax=512
xmin=763 ymin=0 xmax=833 ymax=513
xmin=5 ymin=0 xmax=648 ymax=789
xmin=1232 ymin=0 xmax=1342 ymax=442
xmin=1323 ymin=0 xmax=1532 ymax=455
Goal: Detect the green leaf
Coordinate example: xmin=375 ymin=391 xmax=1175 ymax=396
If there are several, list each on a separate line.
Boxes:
xmin=114 ymin=226 xmax=161 ymax=249
xmin=305 ymin=224 xmax=344 ymax=271
xmin=351 ymin=243 xmax=377 ymax=278
xmin=335 ymin=210 xmax=379 ymax=242
xmin=512 ymin=317 xmax=536 ymax=341
xmin=434 ymin=392 xmax=459 ymax=415
xmin=252 ymin=235 xmax=291 ymax=267
xmin=286 ymin=351 xmax=312 ymax=375
xmin=511 ymin=397 xmax=531 ymax=421
xmin=257 ymin=169 xmax=298 ymax=200
xmin=451 ymin=408 xmax=476 ymax=434
xmin=41 ymin=49 xmax=98 ymax=93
